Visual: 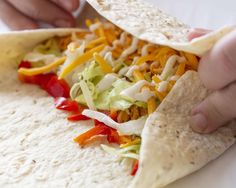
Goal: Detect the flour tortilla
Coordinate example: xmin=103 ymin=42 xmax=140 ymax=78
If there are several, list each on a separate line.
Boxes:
xmin=0 ymin=1 xmax=236 ymax=188
xmin=130 ymin=71 xmax=236 ymax=188
xmin=87 ymin=0 xmax=234 ymax=56
xmin=86 ymin=0 xmax=236 ymax=187
xmin=0 ymin=29 xmax=87 ymax=60
xmin=0 ymin=29 xmax=133 ymax=188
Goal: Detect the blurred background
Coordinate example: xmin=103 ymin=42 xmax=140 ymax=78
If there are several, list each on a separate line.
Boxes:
xmin=0 ymin=0 xmax=235 ymax=32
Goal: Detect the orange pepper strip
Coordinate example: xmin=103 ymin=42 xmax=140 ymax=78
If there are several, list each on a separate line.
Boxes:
xmin=74 ymin=125 xmax=109 ymax=146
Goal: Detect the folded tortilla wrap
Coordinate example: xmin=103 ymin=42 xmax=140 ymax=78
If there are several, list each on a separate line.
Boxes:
xmin=87 ymin=0 xmax=234 ymax=56
xmin=0 ymin=1 xmax=235 ymax=188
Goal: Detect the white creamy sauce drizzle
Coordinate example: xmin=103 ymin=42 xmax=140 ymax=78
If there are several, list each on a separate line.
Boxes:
xmin=141 ymin=44 xmax=153 ymax=56
xmin=24 ymin=53 xmax=58 ymax=65
xmin=135 ymin=88 xmax=155 ymax=102
xmin=104 ymin=52 xmax=115 ymax=67
xmin=96 ymin=74 xmax=119 ymax=92
xmin=84 ymin=34 xmax=96 ymax=41
xmin=118 ymin=66 xmax=129 ymax=76
xmin=169 ymin=75 xmax=180 ymax=81
xmin=89 ymin=22 xmax=102 ymax=31
xmin=125 ymin=63 xmax=149 ymax=78
xmin=139 ymin=62 xmax=149 ymax=71
xmin=112 ymin=32 xmax=127 ymax=47
xmin=120 ymin=80 xmax=155 ymax=102
xmin=99 ymin=46 xmax=112 ymax=57
xmin=103 ymin=22 xmax=115 ymax=29
xmin=125 ymin=65 xmax=139 ymax=78
xmin=118 ymin=37 xmax=139 ymax=61
xmin=132 ymin=56 xmax=140 ymax=64
xmin=160 ymin=55 xmax=185 ymax=80
xmin=157 ymin=81 xmax=168 ymax=92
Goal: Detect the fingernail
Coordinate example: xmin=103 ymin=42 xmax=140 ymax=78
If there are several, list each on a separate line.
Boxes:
xmin=54 ymin=20 xmax=72 ymax=27
xmin=190 ymin=113 xmax=208 ymax=133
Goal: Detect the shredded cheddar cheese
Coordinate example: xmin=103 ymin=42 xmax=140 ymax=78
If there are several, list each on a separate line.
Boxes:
xmin=17 ymin=18 xmax=202 ymax=162
xmin=59 ymin=44 xmax=105 ymax=79
xmin=152 ymin=75 xmax=162 ymax=84
xmin=147 ymin=96 xmax=157 ymax=114
xmin=175 ymin=62 xmax=186 ymax=76
xmin=180 ymin=51 xmax=198 ymax=70
xmin=85 ymin=19 xmax=92 ymax=27
xmin=133 ymin=70 xmax=145 ymax=81
xmin=120 ymin=138 xmax=141 ymax=148
xmin=18 ymin=57 xmax=66 ymax=76
xmin=94 ymin=53 xmax=113 ymax=73
xmin=135 ymin=55 xmax=156 ymax=66
xmin=155 ymin=90 xmax=165 ymax=101
xmin=86 ymin=37 xmax=107 ymax=49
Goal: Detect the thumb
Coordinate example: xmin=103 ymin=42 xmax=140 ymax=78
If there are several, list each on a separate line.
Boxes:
xmin=190 ymin=82 xmax=236 ymax=133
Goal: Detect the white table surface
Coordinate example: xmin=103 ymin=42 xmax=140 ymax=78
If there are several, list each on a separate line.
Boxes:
xmin=0 ymin=1 xmax=236 ymax=188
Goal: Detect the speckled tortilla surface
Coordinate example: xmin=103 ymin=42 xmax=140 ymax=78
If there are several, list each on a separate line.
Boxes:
xmin=130 ymin=71 xmax=236 ymax=188
xmin=87 ymin=0 xmax=234 ymax=56
xmin=0 ymin=30 xmax=133 ymax=188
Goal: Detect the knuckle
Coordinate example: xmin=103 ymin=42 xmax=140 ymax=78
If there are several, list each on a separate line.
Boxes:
xmin=30 ymin=9 xmax=42 ymax=19
xmin=219 ymin=44 xmax=236 ymax=73
xmin=225 ymin=83 xmax=236 ymax=109
xmin=206 ymin=94 xmax=225 ymax=120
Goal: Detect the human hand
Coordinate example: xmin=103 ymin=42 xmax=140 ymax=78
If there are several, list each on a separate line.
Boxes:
xmin=0 ymin=0 xmax=80 ymax=30
xmin=189 ymin=28 xmax=236 ymax=133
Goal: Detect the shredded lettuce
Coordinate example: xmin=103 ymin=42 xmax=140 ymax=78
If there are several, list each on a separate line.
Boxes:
xmin=80 ymin=61 xmax=105 ymax=84
xmin=93 ymin=78 xmax=136 ymax=110
xmin=70 ymin=62 xmax=142 ymax=111
xmin=101 ymin=144 xmax=140 ymax=160
xmin=79 ymin=80 xmax=96 ymax=110
xmin=97 ymin=79 xmax=134 ymax=110
xmin=34 ymin=38 xmax=61 ymax=56
xmin=23 ymin=38 xmax=62 ymax=66
xmin=58 ymin=42 xmax=86 ymax=85
xmin=96 ymin=74 xmax=119 ymax=92
xmin=24 ymin=52 xmax=58 ymax=66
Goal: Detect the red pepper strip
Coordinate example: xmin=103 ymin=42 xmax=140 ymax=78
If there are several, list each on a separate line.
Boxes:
xmin=55 ymin=97 xmax=79 ymax=112
xmin=94 ymin=122 xmax=120 ymax=144
xmin=74 ymin=125 xmax=110 ymax=146
xmin=19 ymin=72 xmax=70 ymax=98
xmin=68 ymin=113 xmax=91 ymax=121
xmin=18 ymin=60 xmax=32 ymax=68
xmin=45 ymin=76 xmax=70 ymax=98
xmin=74 ymin=122 xmax=120 ymax=146
xmin=36 ymin=73 xmax=56 ymax=90
xmin=107 ymin=128 xmax=120 ymax=144
xmin=131 ymin=159 xmax=139 ymax=176
xmin=18 ymin=73 xmax=36 ymax=84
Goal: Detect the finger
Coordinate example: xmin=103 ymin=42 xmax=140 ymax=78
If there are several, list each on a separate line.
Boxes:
xmin=190 ymin=82 xmax=236 ymax=133
xmin=198 ymin=29 xmax=236 ymax=90
xmin=188 ymin=28 xmax=212 ymax=41
xmin=0 ymin=0 xmax=38 ymax=30
xmin=50 ymin=0 xmax=80 ymax=12
xmin=7 ymin=0 xmax=76 ymax=27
